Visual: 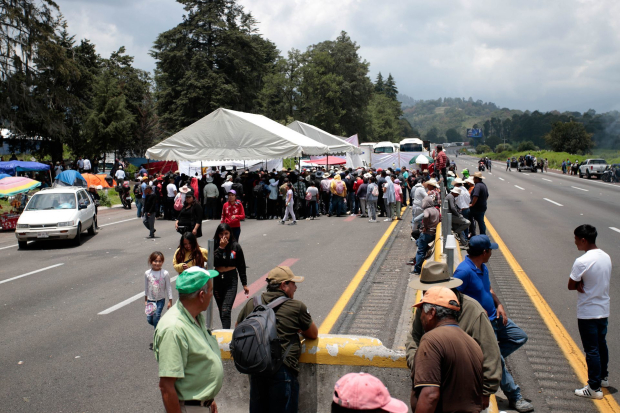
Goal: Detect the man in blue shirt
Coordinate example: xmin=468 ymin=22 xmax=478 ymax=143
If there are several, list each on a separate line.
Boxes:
xmin=454 ymin=235 xmax=534 ymax=413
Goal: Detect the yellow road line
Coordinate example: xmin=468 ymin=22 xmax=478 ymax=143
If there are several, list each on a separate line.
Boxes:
xmin=434 ymin=223 xmax=442 ymax=262
xmin=318 ymin=208 xmax=404 ymax=334
xmin=485 ymin=217 xmax=620 ymax=412
xmin=489 ymin=395 xmax=499 ymax=413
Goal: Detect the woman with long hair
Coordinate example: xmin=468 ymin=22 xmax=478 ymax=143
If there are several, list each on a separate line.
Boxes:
xmin=213 ymin=223 xmax=249 ymax=328
xmin=172 ymin=232 xmax=208 ymax=274
xmin=175 ymin=190 xmax=203 ymax=237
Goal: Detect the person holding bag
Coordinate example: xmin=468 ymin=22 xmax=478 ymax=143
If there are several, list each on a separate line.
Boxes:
xmin=175 ymin=190 xmax=203 ymax=238
xmin=172 ymin=232 xmax=208 ymax=275
xmin=213 ymin=223 xmax=249 ymax=329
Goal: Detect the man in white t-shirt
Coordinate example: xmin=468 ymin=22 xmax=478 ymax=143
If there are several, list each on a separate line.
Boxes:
xmin=115 ymin=167 xmax=126 ymax=183
xmin=569 ymin=224 xmax=612 ymax=399
xmin=83 ymin=158 xmax=91 ymax=172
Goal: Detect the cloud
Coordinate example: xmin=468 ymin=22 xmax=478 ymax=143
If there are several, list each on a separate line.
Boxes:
xmin=55 ymin=0 xmax=620 ymax=112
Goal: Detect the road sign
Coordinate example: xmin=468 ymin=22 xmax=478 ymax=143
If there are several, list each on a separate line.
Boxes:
xmin=467 ymin=128 xmax=483 ymax=138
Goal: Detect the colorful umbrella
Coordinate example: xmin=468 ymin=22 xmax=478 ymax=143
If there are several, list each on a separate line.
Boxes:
xmin=0 ymin=176 xmax=41 ymax=197
xmin=0 ymin=173 xmax=11 ymax=180
xmin=410 ymin=154 xmax=434 ymax=165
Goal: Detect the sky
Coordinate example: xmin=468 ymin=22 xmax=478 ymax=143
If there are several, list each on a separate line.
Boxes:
xmin=55 ymin=0 xmax=620 ymax=113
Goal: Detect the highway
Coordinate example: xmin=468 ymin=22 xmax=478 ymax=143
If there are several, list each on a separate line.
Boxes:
xmin=459 ymin=155 xmax=620 ymax=407
xmin=0 ymin=206 xmax=395 ymax=412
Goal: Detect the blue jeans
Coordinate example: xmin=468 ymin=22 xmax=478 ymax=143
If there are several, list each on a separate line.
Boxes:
xmin=493 ymin=317 xmax=528 ymax=401
xmin=146 ymin=299 xmax=165 ymax=329
xmin=331 ymin=196 xmax=345 ymax=216
xmin=135 ymin=198 xmax=144 ymax=217
xmin=413 ymin=232 xmax=435 ymax=273
xmin=578 ymin=318 xmax=609 ymax=389
xmin=469 ymin=207 xmax=486 ymax=235
xmin=250 ymin=364 xmax=299 ymax=413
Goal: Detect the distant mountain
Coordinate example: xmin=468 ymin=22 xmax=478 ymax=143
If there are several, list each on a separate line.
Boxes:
xmin=398 ymin=93 xmax=416 ymax=109
xmin=402 ymin=97 xmax=522 ymax=138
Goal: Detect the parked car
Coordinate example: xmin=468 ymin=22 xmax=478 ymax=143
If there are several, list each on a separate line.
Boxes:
xmin=579 ymin=159 xmax=607 ymax=179
xmin=15 ymin=187 xmax=97 ymax=249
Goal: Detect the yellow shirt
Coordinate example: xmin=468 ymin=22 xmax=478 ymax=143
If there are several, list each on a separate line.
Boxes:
xmin=173 ymin=247 xmax=208 ymax=274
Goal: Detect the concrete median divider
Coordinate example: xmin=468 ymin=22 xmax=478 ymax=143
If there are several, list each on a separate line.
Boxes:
xmin=213 ymin=330 xmax=411 ymax=412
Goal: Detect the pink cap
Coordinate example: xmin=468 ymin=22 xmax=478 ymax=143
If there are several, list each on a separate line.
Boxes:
xmin=333 ymin=373 xmax=408 ymax=413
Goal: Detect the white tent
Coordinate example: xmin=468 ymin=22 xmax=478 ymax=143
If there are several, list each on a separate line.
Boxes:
xmin=287 ymin=121 xmax=362 ymax=155
xmin=145 ymin=108 xmax=329 ymax=161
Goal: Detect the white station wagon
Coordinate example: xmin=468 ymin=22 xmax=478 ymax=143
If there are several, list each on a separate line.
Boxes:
xmin=15 ymin=187 xmax=97 ymax=249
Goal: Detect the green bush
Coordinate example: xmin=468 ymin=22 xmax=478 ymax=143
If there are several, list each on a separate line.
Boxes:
xmin=476 ymin=144 xmax=491 ymax=154
xmin=98 ymin=190 xmax=112 ymax=207
xmin=495 ymin=143 xmax=513 ymax=153
xmin=517 ymin=141 xmax=538 ymax=152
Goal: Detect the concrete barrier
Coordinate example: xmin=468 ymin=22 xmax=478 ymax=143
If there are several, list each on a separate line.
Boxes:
xmin=213 ymin=331 xmax=411 ymax=413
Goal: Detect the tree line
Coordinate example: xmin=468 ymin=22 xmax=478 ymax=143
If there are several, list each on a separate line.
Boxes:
xmin=1 ymin=0 xmax=412 ymax=163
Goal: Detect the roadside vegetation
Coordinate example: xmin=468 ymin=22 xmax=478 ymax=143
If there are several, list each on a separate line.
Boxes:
xmin=472 ymin=149 xmax=620 ymax=170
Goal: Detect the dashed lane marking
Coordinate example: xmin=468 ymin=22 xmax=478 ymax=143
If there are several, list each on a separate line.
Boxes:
xmin=543 ymin=198 xmax=563 ymax=206
xmin=498 ymin=177 xmax=505 ymax=181
xmin=610 ymin=227 xmax=620 ymax=234
xmin=542 ymin=178 xmax=552 ymax=182
xmin=99 ymin=217 xmax=139 ymax=227
xmin=0 ymin=244 xmax=17 ymax=251
xmin=0 ymin=263 xmax=64 ymax=285
xmin=571 ymin=186 xmax=589 ymax=192
xmin=514 ymin=185 xmax=525 ymax=190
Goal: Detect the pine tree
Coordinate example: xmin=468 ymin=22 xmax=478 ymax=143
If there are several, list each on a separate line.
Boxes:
xmin=384 ymin=73 xmax=398 ymax=100
xmin=375 ymin=72 xmax=384 ymax=94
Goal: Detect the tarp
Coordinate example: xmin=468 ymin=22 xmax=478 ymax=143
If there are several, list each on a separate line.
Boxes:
xmin=54 ymin=170 xmax=87 ymax=187
xmin=82 ymin=173 xmax=115 ymax=188
xmin=146 ymin=108 xmax=329 ymax=161
xmin=0 ymin=176 xmax=41 ymax=197
xmin=145 ymin=161 xmax=179 ymax=176
xmin=179 ymin=159 xmax=283 ymax=177
xmin=287 ymin=121 xmax=362 ymax=155
xmin=302 ymin=157 xmax=346 ymax=166
xmin=0 ymin=161 xmax=50 ymax=176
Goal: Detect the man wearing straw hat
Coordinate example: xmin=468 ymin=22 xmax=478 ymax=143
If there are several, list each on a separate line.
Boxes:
xmin=469 ymin=172 xmax=489 ymax=236
xmin=154 ymin=267 xmax=223 ymax=413
xmin=406 ymin=261 xmax=501 ymax=411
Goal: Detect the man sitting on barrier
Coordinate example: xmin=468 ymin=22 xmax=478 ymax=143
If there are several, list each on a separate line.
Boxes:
xmin=406 ymin=261 xmax=501 ymax=411
xmin=412 ymin=196 xmax=440 ymax=276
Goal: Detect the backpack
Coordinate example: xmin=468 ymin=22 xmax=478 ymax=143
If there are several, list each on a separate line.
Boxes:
xmin=335 ymin=180 xmax=345 ymax=195
xmin=253 ymin=183 xmax=265 ymax=198
xmin=230 ymin=295 xmax=292 ymax=376
xmin=173 ymin=194 xmax=183 ymax=211
xmin=133 ymin=184 xmax=142 ymax=196
xmin=372 ymin=185 xmax=379 ymax=197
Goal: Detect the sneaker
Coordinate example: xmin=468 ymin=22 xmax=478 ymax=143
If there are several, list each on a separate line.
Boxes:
xmin=289 ymin=221 xmax=297 ymax=225
xmin=602 ymin=377 xmax=609 ymax=388
xmin=306 ymin=218 xmax=311 ymax=221
xmin=368 ymin=219 xmax=376 ymax=223
xmin=574 ymin=385 xmax=603 ymax=399
xmin=509 ymin=398 xmax=535 ymax=412
xmin=384 ymin=218 xmax=391 ymax=222
xmin=310 ymin=217 xmax=315 ymax=220
xmin=279 ymin=220 xmax=285 ymax=225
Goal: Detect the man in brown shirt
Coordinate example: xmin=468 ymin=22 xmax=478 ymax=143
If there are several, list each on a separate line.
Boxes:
xmin=411 ymin=286 xmax=484 ymax=413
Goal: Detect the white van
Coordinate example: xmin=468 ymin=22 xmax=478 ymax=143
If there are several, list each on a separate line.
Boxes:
xmin=373 ymin=142 xmax=398 ymax=154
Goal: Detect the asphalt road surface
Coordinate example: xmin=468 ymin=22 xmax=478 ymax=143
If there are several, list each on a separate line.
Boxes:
xmin=459 ymin=155 xmax=620 ymax=405
xmin=0 ymin=206 xmax=393 ymax=412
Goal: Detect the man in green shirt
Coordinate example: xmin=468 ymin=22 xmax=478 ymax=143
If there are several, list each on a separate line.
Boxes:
xmin=236 ymin=266 xmax=318 ymax=412
xmin=154 ymin=267 xmax=223 ymax=413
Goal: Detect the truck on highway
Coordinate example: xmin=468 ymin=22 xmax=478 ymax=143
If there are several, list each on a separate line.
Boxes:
xmin=579 ymin=159 xmax=607 ymax=179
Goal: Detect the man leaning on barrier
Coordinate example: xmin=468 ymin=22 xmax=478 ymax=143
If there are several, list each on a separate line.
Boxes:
xmin=406 ymin=261 xmax=501 ymax=410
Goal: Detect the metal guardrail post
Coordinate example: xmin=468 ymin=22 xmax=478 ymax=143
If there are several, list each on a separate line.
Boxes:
xmin=206 ymin=238 xmax=215 ymax=329
xmin=444 ymin=212 xmax=452 ymax=253
xmin=445 ymin=234 xmax=457 ymax=277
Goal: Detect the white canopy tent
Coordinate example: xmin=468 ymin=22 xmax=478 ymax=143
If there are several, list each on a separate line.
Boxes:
xmin=145 ymin=108 xmax=329 ymax=161
xmin=287 ymin=121 xmax=362 ymax=155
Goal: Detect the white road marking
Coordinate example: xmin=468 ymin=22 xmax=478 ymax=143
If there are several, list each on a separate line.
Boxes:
xmin=610 ymin=227 xmax=620 ymax=234
xmin=544 ymin=198 xmax=563 ymax=206
xmin=522 ymin=173 xmax=530 ymax=176
xmin=99 ymin=275 xmax=179 ymax=315
xmin=514 ymin=185 xmax=525 ymax=190
xmin=0 ymin=244 xmax=17 ymax=250
xmin=499 ymin=177 xmax=505 ymax=181
xmin=0 ymin=263 xmax=64 ymax=285
xmin=571 ymin=186 xmax=589 ymax=192
xmin=99 ymin=217 xmax=139 ymax=227
xmin=542 ymin=178 xmax=552 ymax=182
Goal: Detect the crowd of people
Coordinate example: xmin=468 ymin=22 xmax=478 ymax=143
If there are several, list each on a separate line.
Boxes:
xmin=138 ymin=145 xmax=610 ymax=413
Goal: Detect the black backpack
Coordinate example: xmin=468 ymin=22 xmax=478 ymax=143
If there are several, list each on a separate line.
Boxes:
xmin=133 ymin=184 xmax=142 ymax=196
xmin=253 ymin=183 xmax=265 ymax=198
xmin=230 ymin=295 xmax=292 ymax=376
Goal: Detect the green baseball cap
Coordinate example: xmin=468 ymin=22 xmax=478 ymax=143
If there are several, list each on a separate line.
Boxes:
xmin=176 ymin=267 xmax=219 ymax=294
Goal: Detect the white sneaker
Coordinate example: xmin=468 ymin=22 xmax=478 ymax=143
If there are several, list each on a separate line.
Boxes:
xmin=384 ymin=218 xmax=391 ymax=222
xmin=602 ymin=377 xmax=609 ymax=388
xmin=369 ymin=219 xmax=376 ymax=223
xmin=575 ymin=384 xmax=603 ymax=399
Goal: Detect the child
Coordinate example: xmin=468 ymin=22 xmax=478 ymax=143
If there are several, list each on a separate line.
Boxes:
xmin=144 ymin=251 xmax=173 ymax=329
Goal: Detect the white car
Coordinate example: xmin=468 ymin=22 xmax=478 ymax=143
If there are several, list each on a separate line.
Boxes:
xmin=15 ymin=187 xmax=97 ymax=249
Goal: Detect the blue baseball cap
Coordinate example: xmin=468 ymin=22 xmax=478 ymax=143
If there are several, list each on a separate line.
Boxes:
xmin=468 ymin=235 xmax=498 ymax=252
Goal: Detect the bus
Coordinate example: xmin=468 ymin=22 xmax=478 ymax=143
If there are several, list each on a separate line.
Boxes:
xmin=399 ymin=138 xmax=424 ymax=153
xmin=373 ymin=141 xmax=398 ymax=154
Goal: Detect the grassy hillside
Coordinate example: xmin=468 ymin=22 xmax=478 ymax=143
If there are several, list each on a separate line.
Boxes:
xmin=402 ymin=98 xmax=522 ymax=138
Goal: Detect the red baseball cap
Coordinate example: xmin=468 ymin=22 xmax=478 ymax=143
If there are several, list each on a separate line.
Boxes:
xmin=333 ymin=373 xmax=408 ymax=412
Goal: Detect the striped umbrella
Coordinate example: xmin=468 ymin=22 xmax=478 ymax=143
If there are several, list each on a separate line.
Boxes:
xmin=0 ymin=176 xmax=41 ymax=197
